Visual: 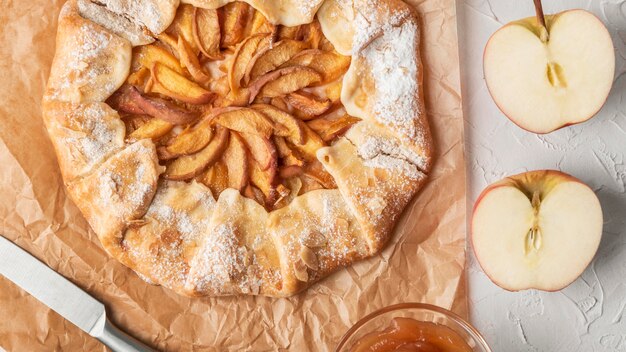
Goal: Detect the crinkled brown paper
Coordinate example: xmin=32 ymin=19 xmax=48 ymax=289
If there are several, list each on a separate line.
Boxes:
xmin=0 ymin=0 xmax=466 ymax=350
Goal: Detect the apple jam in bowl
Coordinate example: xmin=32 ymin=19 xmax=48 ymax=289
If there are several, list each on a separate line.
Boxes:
xmin=335 ymin=303 xmax=490 ymax=352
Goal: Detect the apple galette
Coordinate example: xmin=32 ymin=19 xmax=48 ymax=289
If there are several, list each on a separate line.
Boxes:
xmin=42 ymin=0 xmax=433 ymax=296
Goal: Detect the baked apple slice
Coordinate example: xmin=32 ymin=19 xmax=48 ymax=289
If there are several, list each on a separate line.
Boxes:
xmin=223 ymin=131 xmax=250 ymax=191
xmin=250 ymin=158 xmax=277 ymax=203
xmin=229 ymin=34 xmax=269 ymax=93
xmin=220 ymin=2 xmax=250 ymax=48
xmin=282 ymin=49 xmax=351 ymax=84
xmin=300 ymin=21 xmax=324 ymax=49
xmin=126 ymin=67 xmax=151 ymax=89
xmin=164 ymin=127 xmax=229 ymax=180
xmin=151 ymin=62 xmax=214 ymax=104
xmin=252 ymin=104 xmax=303 ymax=144
xmin=127 ymin=118 xmax=173 ymax=142
xmin=133 ymin=44 xmax=183 ymax=74
xmin=239 ymin=132 xmax=278 ymax=171
xmin=248 ymin=39 xmax=308 ymax=81
xmin=126 ymin=86 xmax=199 ymax=125
xmin=291 ymin=123 xmax=325 ymax=161
xmin=243 ymin=184 xmax=267 ymax=206
xmin=257 ymin=66 xmax=321 ymax=99
xmin=303 ymin=160 xmax=336 ymax=189
xmin=160 ymin=119 xmax=214 ymax=159
xmin=107 ymin=85 xmax=145 ymax=115
xmin=211 ymin=108 xmax=274 ymax=138
xmin=274 ymin=136 xmax=305 ymax=167
xmin=199 ymin=160 xmax=229 ymax=198
xmin=279 ymin=165 xmax=303 ymax=179
xmin=177 ymin=36 xmax=211 ymax=84
xmin=167 ymin=4 xmax=197 ymax=54
xmin=285 ymin=91 xmax=331 ymax=117
xmin=307 ymin=114 xmax=360 ymax=142
xmin=246 ymin=10 xmax=274 ymax=37
xmin=193 ymin=7 xmax=221 ymax=59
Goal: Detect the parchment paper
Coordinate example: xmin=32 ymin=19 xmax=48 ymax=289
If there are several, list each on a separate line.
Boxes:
xmin=0 ymin=0 xmax=466 ymax=350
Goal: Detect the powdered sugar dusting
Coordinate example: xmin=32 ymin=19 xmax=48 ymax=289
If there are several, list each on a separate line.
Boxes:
xmin=296 ymin=0 xmax=322 ymax=17
xmin=365 ymin=21 xmax=420 ymax=139
xmin=96 ymin=0 xmax=171 ymax=34
xmin=354 ymin=132 xmax=428 ymax=175
xmin=96 ymin=141 xmax=157 ymax=219
xmin=146 ymin=181 xmax=215 ymax=240
xmin=187 ymin=223 xmax=247 ymax=293
xmin=60 ymin=104 xmax=124 ymax=171
xmin=270 ymin=190 xmax=368 ymax=279
xmin=350 ymin=1 xmax=423 ymax=141
xmin=50 ymin=22 xmax=117 ymax=101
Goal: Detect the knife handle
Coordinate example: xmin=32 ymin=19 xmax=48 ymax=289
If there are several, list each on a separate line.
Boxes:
xmin=94 ymin=318 xmax=156 ymax=352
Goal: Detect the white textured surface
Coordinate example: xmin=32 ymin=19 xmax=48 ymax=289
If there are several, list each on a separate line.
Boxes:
xmin=459 ymin=0 xmax=626 ymax=351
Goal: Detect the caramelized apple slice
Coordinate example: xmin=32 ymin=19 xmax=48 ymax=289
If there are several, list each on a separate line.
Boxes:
xmin=300 ymin=21 xmax=323 ymax=49
xmin=307 ymin=114 xmax=360 ymax=142
xmin=122 ymin=114 xmax=151 ymax=134
xmin=247 ymin=66 xmax=319 ymax=103
xmin=243 ymin=184 xmax=266 ymax=206
xmin=193 ymin=7 xmax=221 ymax=59
xmin=160 ymin=120 xmax=214 ymax=159
xmin=167 ymin=4 xmax=198 ymax=54
xmin=278 ymin=25 xmax=303 ymax=40
xmin=291 ymin=123 xmax=325 ymax=161
xmin=156 ymin=33 xmax=179 ymax=52
xmin=151 ymin=62 xmax=214 ymax=104
xmin=325 ymin=80 xmax=343 ymax=102
xmin=270 ymin=96 xmax=290 ymax=111
xmin=126 ymin=67 xmax=151 ymax=88
xmin=133 ymin=44 xmax=183 ymax=74
xmin=211 ymin=108 xmax=274 ymax=138
xmin=107 ymin=85 xmax=145 ymax=115
xmin=258 ymin=66 xmax=321 ymax=99
xmin=127 ymin=118 xmax=173 ymax=142
xmin=252 ymin=104 xmax=303 ymax=144
xmin=282 ymin=49 xmax=351 ymax=85
xmin=126 ymin=86 xmax=199 ymax=124
xmin=250 ymin=158 xmax=277 ymax=203
xmin=304 ymin=160 xmax=336 ymax=189
xmin=285 ymin=92 xmax=331 ymax=117
xmin=223 ymin=131 xmax=249 ymax=191
xmin=279 ymin=165 xmax=304 ymax=179
xmin=210 ymin=76 xmax=231 ymax=97
xmin=248 ymin=39 xmax=308 ymax=81
xmin=274 ymin=136 xmax=305 ymax=167
xmin=164 ymin=127 xmax=229 ymax=180
xmin=239 ymin=132 xmax=278 ymax=171
xmin=245 ymin=9 xmax=274 ymax=37
xmin=229 ymin=34 xmax=269 ymax=93
xmin=222 ymin=88 xmax=252 ymax=107
xmin=199 ymin=160 xmax=229 ymax=198
xmin=299 ymin=175 xmax=324 ymax=195
xmin=220 ymin=2 xmax=250 ymax=48
xmin=177 ymin=36 xmax=211 ymax=84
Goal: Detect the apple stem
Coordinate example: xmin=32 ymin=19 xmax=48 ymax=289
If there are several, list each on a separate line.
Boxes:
xmin=533 ymin=0 xmax=549 ymax=41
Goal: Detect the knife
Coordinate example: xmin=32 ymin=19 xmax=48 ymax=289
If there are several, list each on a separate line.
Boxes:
xmin=0 ymin=236 xmax=155 ymax=352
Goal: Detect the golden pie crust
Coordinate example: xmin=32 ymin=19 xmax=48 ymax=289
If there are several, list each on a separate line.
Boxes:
xmin=42 ymin=0 xmax=433 ymax=297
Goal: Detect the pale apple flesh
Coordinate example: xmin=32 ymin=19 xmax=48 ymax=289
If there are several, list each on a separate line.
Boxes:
xmin=484 ymin=10 xmax=615 ymax=134
xmin=472 ymin=170 xmax=603 ymax=291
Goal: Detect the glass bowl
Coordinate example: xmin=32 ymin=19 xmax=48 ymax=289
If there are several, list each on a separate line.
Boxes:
xmin=335 ymin=303 xmax=491 ymax=352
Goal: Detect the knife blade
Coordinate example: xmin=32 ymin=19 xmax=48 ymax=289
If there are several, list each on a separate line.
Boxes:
xmin=0 ymin=235 xmax=154 ymax=352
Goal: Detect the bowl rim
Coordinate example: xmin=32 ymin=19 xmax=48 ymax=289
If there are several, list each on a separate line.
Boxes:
xmin=334 ymin=302 xmax=492 ymax=352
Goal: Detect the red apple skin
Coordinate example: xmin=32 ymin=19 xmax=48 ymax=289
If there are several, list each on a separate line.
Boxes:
xmin=482 ymin=9 xmax=613 ymax=135
xmin=471 ymin=169 xmax=599 ymax=292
